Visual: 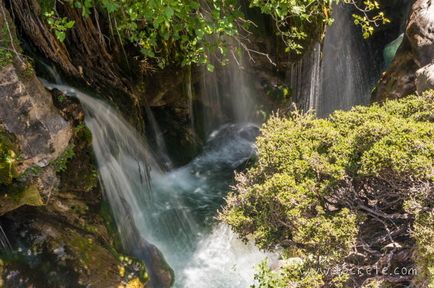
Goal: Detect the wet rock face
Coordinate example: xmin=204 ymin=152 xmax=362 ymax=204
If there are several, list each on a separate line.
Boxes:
xmin=375 ymin=0 xmax=434 ymax=101
xmin=0 ymin=113 xmax=149 ymax=287
xmin=0 ymin=65 xmax=72 ymax=172
xmin=374 ymin=39 xmax=418 ymax=101
xmin=406 ymin=0 xmax=434 ymax=67
xmin=1 ymin=207 xmax=148 ymax=288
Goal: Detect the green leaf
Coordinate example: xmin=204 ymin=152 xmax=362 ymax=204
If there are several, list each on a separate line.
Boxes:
xmin=164 ymin=6 xmax=174 ymax=19
xmin=207 ymin=63 xmax=214 ymax=72
xmin=55 ymin=31 xmax=66 ymax=42
xmin=65 ymin=20 xmax=75 ymax=29
xmin=102 ymin=0 xmax=119 ymax=13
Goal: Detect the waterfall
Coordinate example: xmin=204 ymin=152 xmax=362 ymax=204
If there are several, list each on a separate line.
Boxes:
xmin=0 ymin=225 xmax=12 ymax=252
xmin=44 ymin=81 xmax=271 ymax=288
xmin=38 ymin=60 xmax=63 ymax=85
xmin=182 ymin=223 xmax=273 ymax=287
xmin=35 ymin=5 xmax=385 ymax=286
xmin=43 ymin=82 xmax=170 ymax=287
xmin=194 ymin=49 xmax=259 ymax=136
xmin=317 ymin=3 xmax=378 ymax=117
xmin=288 ymin=42 xmax=322 ymax=111
xmin=287 ymin=3 xmax=379 ymax=117
xmin=144 ymin=103 xmax=173 ymax=170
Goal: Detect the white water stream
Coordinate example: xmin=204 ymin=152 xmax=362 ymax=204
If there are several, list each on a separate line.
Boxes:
xmin=44 ymin=80 xmax=271 ymax=288
xmin=39 ymin=5 xmax=385 ymax=286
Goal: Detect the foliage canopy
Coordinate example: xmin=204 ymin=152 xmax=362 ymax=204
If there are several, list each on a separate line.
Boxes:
xmin=40 ymin=0 xmax=389 ymax=68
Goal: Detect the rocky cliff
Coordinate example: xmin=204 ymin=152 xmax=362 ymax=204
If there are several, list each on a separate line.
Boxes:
xmin=375 ymin=0 xmax=434 ymax=101
xmin=0 ymin=4 xmax=150 ymax=287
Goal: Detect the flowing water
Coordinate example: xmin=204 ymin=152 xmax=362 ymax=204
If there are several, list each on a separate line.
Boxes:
xmin=43 ymin=79 xmax=271 ymax=287
xmin=194 ymin=50 xmax=259 ymax=136
xmin=287 ymin=3 xmax=380 ymax=117
xmin=39 ymin=5 xmax=384 ymax=286
xmin=0 ymin=224 xmax=12 ymax=252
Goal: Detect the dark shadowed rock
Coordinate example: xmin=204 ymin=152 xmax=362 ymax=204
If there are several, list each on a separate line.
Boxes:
xmin=374 ymin=38 xmax=418 ymax=101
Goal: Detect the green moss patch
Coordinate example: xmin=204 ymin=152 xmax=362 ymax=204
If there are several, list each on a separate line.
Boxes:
xmin=0 ymin=184 xmax=43 ymax=216
xmin=0 ymin=131 xmax=17 ymax=185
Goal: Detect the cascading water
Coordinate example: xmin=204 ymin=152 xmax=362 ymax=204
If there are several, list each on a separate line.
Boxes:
xmin=317 ymin=4 xmax=379 ymax=117
xmin=36 ymin=5 xmax=387 ymax=286
xmin=144 ymin=103 xmax=173 ymax=170
xmin=44 ymin=76 xmax=271 ymax=287
xmin=0 ymin=224 xmax=12 ymax=252
xmin=287 ymin=3 xmax=380 ymax=117
xmin=194 ymin=50 xmax=259 ymax=136
xmin=288 ymin=43 xmax=322 ymax=111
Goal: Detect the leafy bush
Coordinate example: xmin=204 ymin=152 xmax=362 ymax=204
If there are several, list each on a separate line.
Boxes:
xmin=41 ymin=0 xmax=388 ymax=67
xmin=221 ymin=93 xmax=434 ymax=286
xmin=44 ymin=11 xmax=75 ymax=42
xmin=247 ymin=0 xmax=389 ymax=53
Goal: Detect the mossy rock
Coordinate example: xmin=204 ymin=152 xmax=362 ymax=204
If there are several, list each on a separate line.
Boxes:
xmin=0 ymin=184 xmax=43 ymax=216
xmin=0 ymin=131 xmax=18 ymax=185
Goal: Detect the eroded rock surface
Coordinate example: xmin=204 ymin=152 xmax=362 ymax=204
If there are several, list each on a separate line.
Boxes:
xmin=416 ymin=62 xmax=434 ymax=94
xmin=406 ymin=0 xmax=434 ymax=67
xmin=0 ymin=65 xmax=71 ymax=172
xmin=375 ymin=0 xmax=434 ymax=101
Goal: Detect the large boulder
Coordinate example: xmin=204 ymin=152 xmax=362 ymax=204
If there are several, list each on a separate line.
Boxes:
xmin=374 ymin=0 xmax=434 ymax=101
xmin=406 ymin=0 xmax=434 ymax=67
xmin=0 ymin=65 xmax=72 ymax=172
xmin=416 ymin=62 xmax=434 ymax=94
xmin=0 ymin=0 xmax=72 ymax=215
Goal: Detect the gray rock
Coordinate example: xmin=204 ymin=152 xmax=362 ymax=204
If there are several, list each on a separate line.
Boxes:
xmin=416 ymin=63 xmax=434 ymax=94
xmin=0 ymin=65 xmax=72 ymax=173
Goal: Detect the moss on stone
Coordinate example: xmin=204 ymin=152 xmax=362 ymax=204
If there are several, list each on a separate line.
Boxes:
xmin=74 ymin=123 xmax=93 ymax=146
xmin=0 ymin=130 xmax=43 ymax=216
xmin=0 ymin=49 xmax=13 ymax=69
xmin=99 ymin=201 xmax=123 ymax=252
xmin=0 ymin=131 xmax=17 ymax=185
xmin=0 ymin=184 xmax=43 ymax=215
xmin=51 ymin=144 xmax=75 ymax=173
xmin=0 ymin=1 xmax=24 ymax=70
xmin=125 ymin=277 xmax=146 ymax=288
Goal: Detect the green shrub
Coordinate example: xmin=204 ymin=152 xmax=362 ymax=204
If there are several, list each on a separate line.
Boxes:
xmin=221 ymin=93 xmax=434 ymax=286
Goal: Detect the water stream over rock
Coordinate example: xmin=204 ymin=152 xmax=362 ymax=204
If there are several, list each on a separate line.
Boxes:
xmin=44 ymin=80 xmax=272 ymax=287
xmin=38 ymin=5 xmax=383 ymax=286
xmin=0 ymin=225 xmax=11 ymax=252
